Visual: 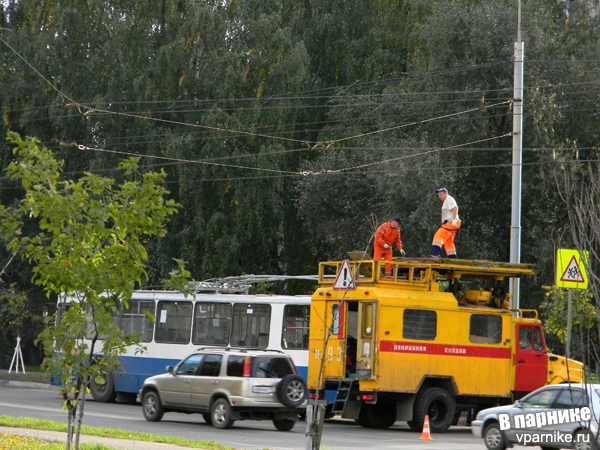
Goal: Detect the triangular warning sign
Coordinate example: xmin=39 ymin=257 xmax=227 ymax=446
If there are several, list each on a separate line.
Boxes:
xmin=560 ymin=256 xmax=585 ymax=283
xmin=333 ymin=259 xmax=356 ymax=291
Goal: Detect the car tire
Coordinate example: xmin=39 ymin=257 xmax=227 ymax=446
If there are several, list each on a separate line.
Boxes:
xmin=574 ymin=429 xmax=598 ymax=450
xmin=142 ymin=391 xmax=164 ymax=422
xmin=273 ymin=419 xmax=295 ymax=431
xmin=483 ymin=422 xmax=506 ymax=450
xmin=409 ymin=387 xmax=455 ymax=433
xmin=277 ymin=374 xmax=307 ymax=408
xmin=211 ymin=398 xmax=234 ymax=429
xmin=202 ymin=413 xmax=212 ymax=425
xmin=89 ymin=365 xmax=117 ymax=403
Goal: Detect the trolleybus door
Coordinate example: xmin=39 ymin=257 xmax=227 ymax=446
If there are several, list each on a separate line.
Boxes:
xmin=356 ymin=301 xmax=376 ymax=380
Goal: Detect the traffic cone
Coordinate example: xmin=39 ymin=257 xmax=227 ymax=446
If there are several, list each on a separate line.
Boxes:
xmin=418 ymin=415 xmax=434 ymax=441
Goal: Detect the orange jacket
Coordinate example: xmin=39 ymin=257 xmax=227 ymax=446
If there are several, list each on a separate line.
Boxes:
xmin=374 ymin=221 xmax=402 ymax=250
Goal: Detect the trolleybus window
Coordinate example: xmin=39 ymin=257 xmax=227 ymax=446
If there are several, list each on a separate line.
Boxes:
xmin=282 ymin=305 xmax=310 ymax=349
xmin=469 ymin=314 xmax=502 ymax=344
xmin=120 ymin=300 xmax=155 ymax=342
xmin=402 ymin=309 xmax=437 ymax=340
xmin=155 ymin=301 xmax=193 ymax=344
xmin=192 ymin=302 xmax=232 ymax=346
xmin=232 ymin=303 xmax=271 ymax=348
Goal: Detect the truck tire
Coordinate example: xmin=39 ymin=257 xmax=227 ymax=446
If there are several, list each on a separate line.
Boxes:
xmin=357 ymin=402 xmax=396 ymax=429
xmin=408 ymin=387 xmax=455 ymax=433
xmin=89 ymin=366 xmax=117 ymax=403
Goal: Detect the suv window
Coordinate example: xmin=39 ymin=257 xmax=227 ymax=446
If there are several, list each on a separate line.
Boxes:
xmin=227 ymin=355 xmax=246 ymax=377
xmin=252 ymin=356 xmax=295 ymax=378
xmin=198 ymin=354 xmax=222 ymax=376
xmin=177 ymin=354 xmax=203 ymax=375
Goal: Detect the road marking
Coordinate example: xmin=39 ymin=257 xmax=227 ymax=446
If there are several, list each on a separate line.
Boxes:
xmin=0 ymin=402 xmax=140 ymax=421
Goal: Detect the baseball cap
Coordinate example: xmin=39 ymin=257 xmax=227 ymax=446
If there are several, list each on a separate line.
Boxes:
xmin=436 ymin=188 xmax=448 ymax=193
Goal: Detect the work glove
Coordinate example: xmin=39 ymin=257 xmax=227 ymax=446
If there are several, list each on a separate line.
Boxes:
xmin=451 ymin=219 xmax=458 ymax=227
xmin=400 ymin=249 xmax=406 ymax=256
xmin=383 ymin=244 xmax=390 ymax=249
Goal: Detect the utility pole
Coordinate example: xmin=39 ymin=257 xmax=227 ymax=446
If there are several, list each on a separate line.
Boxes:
xmin=510 ymin=0 xmax=524 ymax=309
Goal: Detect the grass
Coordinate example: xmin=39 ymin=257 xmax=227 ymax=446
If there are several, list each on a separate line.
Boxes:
xmin=0 ymin=433 xmax=115 ymax=450
xmin=0 ymin=416 xmax=244 ymax=450
xmin=0 ymin=367 xmax=51 ymax=383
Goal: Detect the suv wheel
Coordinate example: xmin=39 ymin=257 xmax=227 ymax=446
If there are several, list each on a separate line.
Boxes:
xmin=273 ymin=419 xmax=295 ymax=431
xmin=142 ymin=391 xmax=164 ymax=422
xmin=277 ymin=374 xmax=307 ymax=408
xmin=212 ymin=398 xmax=234 ymax=429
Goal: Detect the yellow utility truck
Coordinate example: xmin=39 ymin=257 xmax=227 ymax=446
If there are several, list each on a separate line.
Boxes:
xmin=307 ymin=257 xmax=583 ymax=433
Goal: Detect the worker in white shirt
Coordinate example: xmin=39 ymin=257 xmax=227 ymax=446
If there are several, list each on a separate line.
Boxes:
xmin=431 ymin=188 xmax=461 ymax=258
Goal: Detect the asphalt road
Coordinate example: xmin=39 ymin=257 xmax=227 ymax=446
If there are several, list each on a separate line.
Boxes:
xmin=0 ymin=385 xmax=489 ymax=449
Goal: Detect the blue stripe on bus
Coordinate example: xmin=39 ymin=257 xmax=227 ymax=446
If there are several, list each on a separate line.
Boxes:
xmin=114 ymin=355 xmax=312 ymax=396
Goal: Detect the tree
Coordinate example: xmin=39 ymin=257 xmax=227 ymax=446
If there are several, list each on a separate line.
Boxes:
xmin=0 ymin=131 xmax=190 ymax=450
xmin=556 ymin=160 xmax=600 ymax=374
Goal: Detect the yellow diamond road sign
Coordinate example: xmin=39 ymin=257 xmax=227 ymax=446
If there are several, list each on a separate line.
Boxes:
xmin=556 ymin=249 xmax=589 ymax=289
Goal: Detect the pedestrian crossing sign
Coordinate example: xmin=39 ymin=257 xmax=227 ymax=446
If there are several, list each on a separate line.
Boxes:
xmin=556 ymin=249 xmax=588 ymax=289
xmin=333 ymin=259 xmax=356 ymax=291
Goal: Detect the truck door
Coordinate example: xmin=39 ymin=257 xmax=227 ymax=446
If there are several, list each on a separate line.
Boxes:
xmin=322 ymin=302 xmax=346 ymax=378
xmin=514 ymin=324 xmax=547 ymax=392
xmin=356 ymin=301 xmax=376 ymax=380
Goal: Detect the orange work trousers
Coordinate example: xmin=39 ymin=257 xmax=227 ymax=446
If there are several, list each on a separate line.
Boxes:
xmin=431 ymin=220 xmax=461 ymax=258
xmin=374 ymin=246 xmax=393 ymax=277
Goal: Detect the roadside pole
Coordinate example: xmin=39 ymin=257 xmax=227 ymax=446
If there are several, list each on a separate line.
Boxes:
xmin=556 ymin=249 xmax=589 ymax=360
xmin=510 ymin=0 xmax=524 ymax=309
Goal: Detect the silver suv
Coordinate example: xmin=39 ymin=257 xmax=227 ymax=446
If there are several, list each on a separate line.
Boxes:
xmin=139 ymin=347 xmax=307 ymax=431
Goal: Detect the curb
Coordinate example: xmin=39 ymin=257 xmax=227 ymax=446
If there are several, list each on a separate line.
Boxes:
xmin=0 ymin=380 xmax=58 ymax=391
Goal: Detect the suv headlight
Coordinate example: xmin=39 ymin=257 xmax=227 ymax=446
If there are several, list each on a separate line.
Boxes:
xmin=253 ymin=385 xmax=276 ymax=394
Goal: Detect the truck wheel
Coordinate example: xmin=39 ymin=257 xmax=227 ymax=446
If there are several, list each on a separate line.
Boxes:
xmin=89 ymin=366 xmax=117 ymax=403
xmin=409 ymin=387 xmax=455 ymax=433
xmin=483 ymin=422 xmax=506 ymax=450
xmin=357 ymin=402 xmax=396 ymax=429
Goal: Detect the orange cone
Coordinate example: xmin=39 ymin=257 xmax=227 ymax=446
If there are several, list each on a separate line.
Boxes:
xmin=418 ymin=415 xmax=434 ymax=441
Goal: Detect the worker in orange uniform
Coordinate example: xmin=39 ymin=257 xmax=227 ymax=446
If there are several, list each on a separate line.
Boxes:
xmin=374 ymin=216 xmax=404 ymax=277
xmin=431 ymin=188 xmax=461 ymax=258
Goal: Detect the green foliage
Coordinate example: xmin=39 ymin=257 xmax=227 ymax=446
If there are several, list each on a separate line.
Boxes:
xmin=540 ymin=285 xmax=597 ymax=363
xmin=0 ymin=132 xmax=188 ymax=449
xmin=1 ymin=0 xmax=600 ymax=306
